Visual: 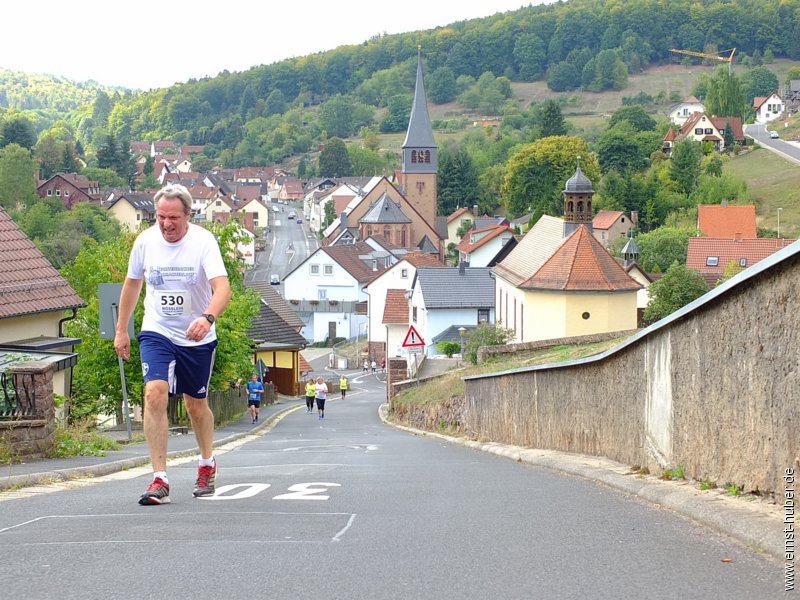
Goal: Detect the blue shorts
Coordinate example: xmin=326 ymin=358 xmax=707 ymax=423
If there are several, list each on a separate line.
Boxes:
xmin=138 ymin=331 xmax=217 ymax=398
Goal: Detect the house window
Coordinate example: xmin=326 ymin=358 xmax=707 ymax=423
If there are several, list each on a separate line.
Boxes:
xmin=47 ymin=190 xmax=52 ymax=196
xmin=215 ymin=200 xmax=221 ymax=206
xmin=323 ymin=264 xmax=333 ymax=275
xmin=706 ymin=256 xmax=719 ymax=266
xmin=695 ymin=128 xmax=703 ymax=135
xmin=137 ymin=214 xmax=141 ymax=221
xmin=411 ymin=150 xmax=417 ymax=163
xmin=318 ymin=289 xmax=327 ymax=300
xmin=412 ymin=306 xmax=417 ymax=323
xmin=704 ymin=128 xmax=713 ymax=135
xmin=401 ymin=268 xmax=408 ymax=278
xmin=478 ymin=309 xmax=489 ymax=323
xmin=310 ymin=264 xmax=320 ymax=275
xmin=739 ymin=258 xmax=747 ymax=267
xmin=56 ymin=189 xmax=61 ymax=196
xmin=582 ymin=312 xmax=591 ymax=320
xmin=64 ymin=190 xmax=70 ymax=196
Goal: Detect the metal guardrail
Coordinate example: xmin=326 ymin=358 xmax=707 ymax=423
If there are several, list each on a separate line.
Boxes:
xmin=0 ymin=372 xmax=38 ymax=420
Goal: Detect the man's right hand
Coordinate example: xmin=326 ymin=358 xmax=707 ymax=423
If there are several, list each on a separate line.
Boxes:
xmin=114 ymin=331 xmax=131 ymax=360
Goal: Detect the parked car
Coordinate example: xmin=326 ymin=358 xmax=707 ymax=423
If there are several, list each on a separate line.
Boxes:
xmin=296 ymin=218 xmax=303 ymax=224
xmin=769 ymin=131 xmax=779 ymax=139
xmin=270 ymin=274 xmax=280 ymax=285
xmin=288 ymin=211 xmax=297 ymax=219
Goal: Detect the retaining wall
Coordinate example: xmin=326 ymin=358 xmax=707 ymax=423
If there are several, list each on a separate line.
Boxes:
xmin=464 ymin=242 xmax=800 ymax=496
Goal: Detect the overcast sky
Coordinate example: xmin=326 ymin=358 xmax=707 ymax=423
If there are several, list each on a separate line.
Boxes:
xmin=1 ymin=1 xmax=551 ymax=90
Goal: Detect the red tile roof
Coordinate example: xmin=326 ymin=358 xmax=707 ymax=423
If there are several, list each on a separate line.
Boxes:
xmin=322 ymin=242 xmax=388 ymax=283
xmin=456 ymin=224 xmax=512 ymax=252
xmin=592 ymin=210 xmax=625 ymax=231
xmin=697 ymin=204 xmax=757 ymax=239
xmin=382 ymin=289 xmax=409 ymax=324
xmin=663 ymin=129 xmax=677 ymax=141
xmin=0 ymin=207 xmax=85 ymax=318
xmin=522 ymin=225 xmax=642 ymax=291
xmin=686 ymin=237 xmax=796 ymax=283
xmin=753 ymin=96 xmax=767 ymax=109
xmin=447 ymin=207 xmax=470 ymax=223
xmin=709 ymin=116 xmax=744 ymax=140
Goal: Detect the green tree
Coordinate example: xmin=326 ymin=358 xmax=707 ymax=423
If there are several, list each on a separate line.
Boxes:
xmin=1 ymin=116 xmax=36 ymax=150
xmin=380 ymin=94 xmax=413 ymax=133
xmin=464 ymin=321 xmax=514 ymax=365
xmin=436 ymin=341 xmax=462 ymax=358
xmin=669 ymin=139 xmax=703 ymax=196
xmin=608 ymin=105 xmax=656 ymax=131
xmin=539 ymin=99 xmax=567 ymax=137
xmin=437 ymin=146 xmax=479 ymax=216
xmin=513 ymin=33 xmax=547 ymax=80
xmin=264 ymin=89 xmax=287 ymax=116
xmin=81 ymin=166 xmax=126 ymax=188
xmin=643 ymin=261 xmax=709 ymax=322
xmin=501 ymin=136 xmax=599 ymax=218
xmin=348 ymin=144 xmax=388 ymax=177
xmin=0 ymin=143 xmax=38 ymax=210
xmin=635 ymin=227 xmax=694 ymax=272
xmin=703 ymin=66 xmax=748 ymax=119
xmin=318 ymin=137 xmax=351 ymax=177
xmin=427 ymin=66 xmax=458 ymax=104
xmin=546 ymin=61 xmax=579 ymax=92
xmin=323 ymin=198 xmax=336 ymax=230
xmin=739 ymin=66 xmax=779 ymax=104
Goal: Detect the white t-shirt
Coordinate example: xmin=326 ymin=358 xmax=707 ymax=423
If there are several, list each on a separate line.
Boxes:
xmin=127 ymin=223 xmax=227 ymax=346
xmin=315 ymin=382 xmax=328 ymax=399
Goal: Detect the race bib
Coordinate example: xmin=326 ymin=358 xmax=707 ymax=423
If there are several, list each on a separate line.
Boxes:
xmin=157 ymin=290 xmax=191 ymax=317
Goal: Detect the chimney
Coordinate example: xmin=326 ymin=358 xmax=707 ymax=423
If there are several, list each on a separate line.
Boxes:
xmin=734 ymin=232 xmax=742 ymax=242
xmin=459 ymin=261 xmax=466 ymax=275
xmin=630 ymin=211 xmax=638 ymax=226
xmin=340 ymin=210 xmax=348 ymax=229
xmin=721 ymin=198 xmax=728 ymax=208
xmin=472 ymin=204 xmax=479 ymax=217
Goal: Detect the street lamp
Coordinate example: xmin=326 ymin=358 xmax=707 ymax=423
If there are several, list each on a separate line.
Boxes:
xmin=458 ymin=327 xmax=466 ymax=360
xmin=777 ymin=207 xmax=783 ymax=239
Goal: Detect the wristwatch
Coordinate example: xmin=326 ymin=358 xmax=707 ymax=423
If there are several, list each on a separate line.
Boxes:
xmin=202 ymin=313 xmax=215 ymax=325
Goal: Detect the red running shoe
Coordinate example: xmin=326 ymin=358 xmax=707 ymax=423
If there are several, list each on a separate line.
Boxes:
xmin=139 ymin=477 xmax=170 ymax=505
xmin=193 ymin=462 xmax=217 ymax=497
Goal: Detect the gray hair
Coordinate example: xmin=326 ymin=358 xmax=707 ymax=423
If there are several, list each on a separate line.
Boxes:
xmin=154 ymin=184 xmax=193 ymax=215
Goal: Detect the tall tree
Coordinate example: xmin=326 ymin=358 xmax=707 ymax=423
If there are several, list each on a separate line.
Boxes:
xmin=539 ymin=99 xmax=567 ymax=137
xmin=1 ymin=116 xmax=36 ymax=150
xmin=501 ymin=136 xmax=599 ymax=218
xmin=427 ymin=66 xmax=458 ymax=104
xmin=0 ymin=143 xmax=38 ymax=210
xmin=669 ymin=139 xmax=703 ymax=196
xmin=437 ymin=146 xmax=479 ymax=216
xmin=703 ymin=66 xmax=748 ymax=119
xmin=318 ymin=137 xmax=351 ymax=177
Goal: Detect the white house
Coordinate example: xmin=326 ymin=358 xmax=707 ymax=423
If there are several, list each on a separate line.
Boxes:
xmin=753 ymin=93 xmax=784 ymax=124
xmin=456 ymin=223 xmax=514 ymax=267
xmin=408 ymin=264 xmax=495 ymax=357
xmin=364 ymin=252 xmax=445 ymax=359
xmin=283 ymin=241 xmax=383 ymax=342
xmin=668 ymin=95 xmax=704 ymax=125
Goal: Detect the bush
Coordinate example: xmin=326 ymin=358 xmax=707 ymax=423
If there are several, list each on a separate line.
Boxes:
xmin=464 ymin=322 xmax=515 ymax=365
xmin=436 ymin=341 xmax=462 ymax=358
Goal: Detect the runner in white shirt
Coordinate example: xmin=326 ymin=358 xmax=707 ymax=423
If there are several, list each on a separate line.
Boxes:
xmin=114 ymin=184 xmax=232 ymax=505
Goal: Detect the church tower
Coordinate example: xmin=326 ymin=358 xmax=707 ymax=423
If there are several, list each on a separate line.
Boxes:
xmin=402 ymin=50 xmax=438 ymax=228
xmin=562 ymin=157 xmax=594 ymax=238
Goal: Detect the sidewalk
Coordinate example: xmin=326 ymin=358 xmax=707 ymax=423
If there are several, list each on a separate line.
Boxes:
xmin=0 ymin=395 xmax=303 ymax=492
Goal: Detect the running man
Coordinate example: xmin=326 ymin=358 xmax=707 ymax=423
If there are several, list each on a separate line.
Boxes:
xmin=339 ymin=375 xmax=348 ymax=399
xmin=246 ymin=374 xmax=264 ymax=423
xmin=114 ymin=183 xmax=231 ymax=505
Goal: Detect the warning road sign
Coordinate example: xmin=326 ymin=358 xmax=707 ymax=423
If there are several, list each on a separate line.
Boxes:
xmin=402 ymin=325 xmax=425 ymax=348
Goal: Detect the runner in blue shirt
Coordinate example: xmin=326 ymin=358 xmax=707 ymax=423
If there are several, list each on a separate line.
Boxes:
xmin=247 ymin=374 xmax=264 ymax=424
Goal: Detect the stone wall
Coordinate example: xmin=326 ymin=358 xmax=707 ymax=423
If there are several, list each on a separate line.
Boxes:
xmin=464 ymin=244 xmax=800 ymax=496
xmin=476 ymin=330 xmax=639 ymax=363
xmin=0 ymin=361 xmax=56 ymax=459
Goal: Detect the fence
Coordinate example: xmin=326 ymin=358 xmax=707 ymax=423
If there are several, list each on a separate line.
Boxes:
xmin=166 ymin=383 xmax=276 ymax=427
xmin=0 ymin=371 xmax=38 ymax=420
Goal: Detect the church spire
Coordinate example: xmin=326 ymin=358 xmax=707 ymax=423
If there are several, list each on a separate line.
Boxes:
xmin=403 ymin=48 xmax=436 ymax=151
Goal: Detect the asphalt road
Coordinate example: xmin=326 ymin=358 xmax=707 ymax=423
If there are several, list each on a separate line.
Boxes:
xmin=745 ymin=122 xmax=800 ymax=165
xmin=244 ymin=199 xmax=318 ymax=292
xmin=0 ymin=370 xmax=783 ymax=599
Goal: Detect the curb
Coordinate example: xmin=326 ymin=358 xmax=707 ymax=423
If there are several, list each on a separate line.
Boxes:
xmin=378 ymin=404 xmax=784 ymax=561
xmin=0 ymin=403 xmax=300 ymax=493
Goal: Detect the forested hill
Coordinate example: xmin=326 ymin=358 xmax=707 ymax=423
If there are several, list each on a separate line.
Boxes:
xmin=98 ymin=0 xmax=800 ymax=151
xmin=3 ymin=0 xmax=800 ymax=167
xmin=0 ymin=69 xmax=123 ymax=126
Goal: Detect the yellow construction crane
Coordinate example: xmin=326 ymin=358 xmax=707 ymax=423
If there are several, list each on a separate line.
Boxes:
xmin=669 ymin=48 xmax=736 ymax=73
